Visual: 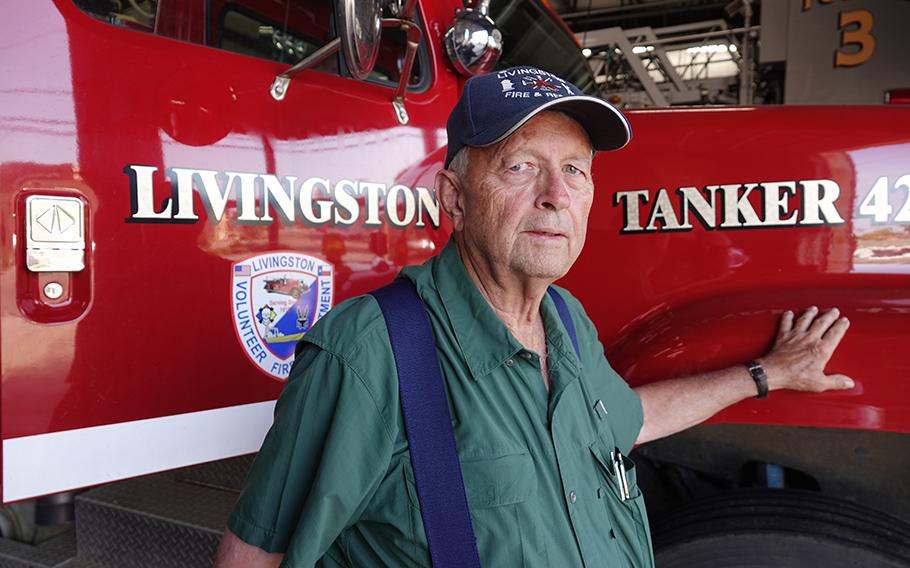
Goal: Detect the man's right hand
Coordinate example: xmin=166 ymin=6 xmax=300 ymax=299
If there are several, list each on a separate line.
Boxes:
xmin=761 ymin=306 xmax=854 ymax=393
xmin=213 ymin=528 xmax=283 ymax=568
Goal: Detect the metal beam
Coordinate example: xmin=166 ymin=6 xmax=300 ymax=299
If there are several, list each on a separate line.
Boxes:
xmin=581 ymin=25 xmax=758 ymax=48
xmin=562 ymin=0 xmax=722 ymax=20
xmin=595 ymin=27 xmax=670 ymax=106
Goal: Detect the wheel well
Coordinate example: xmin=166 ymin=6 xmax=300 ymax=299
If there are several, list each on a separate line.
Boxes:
xmin=631 ymin=424 xmax=910 ymax=526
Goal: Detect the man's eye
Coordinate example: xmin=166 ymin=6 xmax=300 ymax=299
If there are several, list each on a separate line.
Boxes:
xmin=564 ymin=164 xmax=581 ymax=175
xmin=508 ymin=162 xmax=532 ymax=172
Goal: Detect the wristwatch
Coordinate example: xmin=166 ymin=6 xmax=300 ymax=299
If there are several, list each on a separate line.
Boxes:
xmin=745 ymin=360 xmax=769 ymax=399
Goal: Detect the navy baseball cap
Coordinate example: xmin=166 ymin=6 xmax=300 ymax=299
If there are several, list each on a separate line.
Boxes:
xmin=444 ymin=66 xmax=631 ymax=168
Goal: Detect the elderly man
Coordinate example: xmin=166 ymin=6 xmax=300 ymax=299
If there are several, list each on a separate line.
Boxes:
xmin=214 ymin=66 xmax=852 ymax=567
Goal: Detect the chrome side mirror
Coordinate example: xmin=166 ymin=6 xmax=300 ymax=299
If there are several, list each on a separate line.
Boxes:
xmin=269 ymin=0 xmax=420 ymax=126
xmin=270 ymin=0 xmax=382 ymax=99
xmin=444 ymin=0 xmax=503 ymax=77
xmin=339 ymin=0 xmax=383 ymax=80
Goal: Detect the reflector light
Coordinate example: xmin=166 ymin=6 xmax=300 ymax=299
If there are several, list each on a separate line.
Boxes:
xmin=885 ymin=89 xmax=910 ymax=104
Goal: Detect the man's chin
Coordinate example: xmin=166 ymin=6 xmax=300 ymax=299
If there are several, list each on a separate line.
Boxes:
xmin=510 ymin=256 xmax=572 ymax=282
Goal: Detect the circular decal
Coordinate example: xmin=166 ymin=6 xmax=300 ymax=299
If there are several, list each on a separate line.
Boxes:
xmin=231 ymin=252 xmax=334 ymax=380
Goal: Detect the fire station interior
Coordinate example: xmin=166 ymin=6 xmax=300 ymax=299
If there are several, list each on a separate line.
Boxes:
xmin=74 ymin=0 xmax=909 ymax=106
xmin=3 ymin=1 xmax=909 ymax=567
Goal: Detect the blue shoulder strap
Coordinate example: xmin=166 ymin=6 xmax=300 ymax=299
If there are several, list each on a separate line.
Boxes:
xmin=547 ymin=286 xmax=580 ymax=359
xmin=370 ymin=279 xmax=482 ymax=568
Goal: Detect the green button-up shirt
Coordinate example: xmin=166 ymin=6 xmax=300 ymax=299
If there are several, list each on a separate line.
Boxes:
xmin=228 ymin=239 xmax=652 ymax=567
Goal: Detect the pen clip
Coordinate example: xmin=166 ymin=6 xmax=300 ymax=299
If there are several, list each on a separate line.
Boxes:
xmin=612 ymin=449 xmax=631 ymax=501
xmin=595 ymin=399 xmax=608 ymax=420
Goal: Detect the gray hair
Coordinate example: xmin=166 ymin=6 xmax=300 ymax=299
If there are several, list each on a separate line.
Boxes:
xmin=447 ymin=146 xmax=471 ymax=181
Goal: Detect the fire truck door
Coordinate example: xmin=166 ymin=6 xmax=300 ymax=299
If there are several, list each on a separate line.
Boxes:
xmin=1 ymin=0 xmax=451 ymax=503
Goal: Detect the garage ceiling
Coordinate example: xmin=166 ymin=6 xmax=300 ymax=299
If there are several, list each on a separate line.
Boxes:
xmin=551 ymin=0 xmax=743 ymax=34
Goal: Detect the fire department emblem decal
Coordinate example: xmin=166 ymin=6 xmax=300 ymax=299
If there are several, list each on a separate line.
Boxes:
xmin=231 ymin=252 xmax=334 ymax=380
xmin=521 ymin=74 xmax=559 ymax=91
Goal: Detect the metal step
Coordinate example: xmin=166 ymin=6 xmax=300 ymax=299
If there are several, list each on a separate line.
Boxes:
xmin=0 ymin=529 xmax=75 ymax=568
xmin=0 ymin=456 xmax=253 ymax=568
xmin=57 ymin=560 xmax=110 ymax=568
xmin=74 ymin=473 xmax=240 ymax=568
xmin=173 ymin=456 xmax=254 ymax=493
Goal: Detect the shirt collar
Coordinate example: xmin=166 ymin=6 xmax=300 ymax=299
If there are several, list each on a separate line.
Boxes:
xmin=431 ymin=238 xmax=579 ymax=380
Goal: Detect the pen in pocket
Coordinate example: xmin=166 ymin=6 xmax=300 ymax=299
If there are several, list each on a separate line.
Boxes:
xmin=611 ymin=448 xmax=631 ymax=501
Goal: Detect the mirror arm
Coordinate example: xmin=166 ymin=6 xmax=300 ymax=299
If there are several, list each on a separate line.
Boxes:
xmin=400 ymin=0 xmax=419 ymax=19
xmin=470 ymin=0 xmax=491 ymax=16
xmin=382 ymin=18 xmax=422 ymax=125
xmin=270 ymin=14 xmax=421 ymax=122
xmin=270 ymin=37 xmax=342 ymax=100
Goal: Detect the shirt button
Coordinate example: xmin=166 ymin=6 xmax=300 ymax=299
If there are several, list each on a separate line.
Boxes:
xmin=506 ymin=358 xmax=514 ymax=367
xmin=522 ymin=352 xmax=534 ymax=360
xmin=569 ymin=491 xmax=577 ymax=503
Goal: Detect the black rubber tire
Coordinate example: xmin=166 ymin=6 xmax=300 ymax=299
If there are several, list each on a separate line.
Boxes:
xmin=652 ymin=489 xmax=910 ymax=567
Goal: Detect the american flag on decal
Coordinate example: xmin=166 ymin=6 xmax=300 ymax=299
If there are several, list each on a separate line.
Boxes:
xmin=234 ymin=264 xmax=251 ymax=277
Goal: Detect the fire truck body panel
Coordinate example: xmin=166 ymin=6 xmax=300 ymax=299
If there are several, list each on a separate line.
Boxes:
xmin=1 ymin=0 xmax=909 ymax=533
xmin=2 ymin=0 xmax=457 ymax=501
xmin=574 ymin=106 xmax=910 ymax=433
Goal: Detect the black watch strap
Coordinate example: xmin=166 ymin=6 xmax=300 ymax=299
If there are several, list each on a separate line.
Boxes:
xmin=745 ymin=360 xmax=769 ymax=399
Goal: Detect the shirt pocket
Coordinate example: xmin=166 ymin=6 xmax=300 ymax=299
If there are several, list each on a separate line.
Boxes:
xmin=460 ymin=452 xmax=535 ymax=509
xmin=589 ymin=439 xmax=655 ymax=568
xmin=405 ymin=451 xmax=541 ymax=567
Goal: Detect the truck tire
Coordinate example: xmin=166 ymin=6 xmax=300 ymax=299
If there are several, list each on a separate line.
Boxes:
xmin=652 ymin=489 xmax=910 ymax=567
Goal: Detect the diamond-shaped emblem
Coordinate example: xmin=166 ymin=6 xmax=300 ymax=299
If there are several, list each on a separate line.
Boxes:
xmin=35 ymin=205 xmax=76 ymax=235
xmin=27 ymin=196 xmax=83 ymax=244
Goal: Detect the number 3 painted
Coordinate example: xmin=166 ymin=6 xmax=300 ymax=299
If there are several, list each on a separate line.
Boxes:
xmin=836 ymin=10 xmax=875 ymax=67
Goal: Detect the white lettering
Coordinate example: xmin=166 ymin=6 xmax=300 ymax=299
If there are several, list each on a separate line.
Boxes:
xmin=386 ymin=184 xmax=416 ymax=227
xmin=800 ymin=179 xmax=845 ymax=225
xmin=261 ymin=174 xmax=297 ymax=223
xmin=128 ymin=165 xmax=172 ymax=220
xmin=857 ymin=176 xmax=891 ymax=223
xmin=719 ymin=184 xmax=762 ymax=228
xmin=226 ymin=172 xmax=260 ymax=223
xmin=125 ymin=165 xmax=440 ymax=229
xmin=614 ymin=190 xmax=649 ymax=232
xmin=614 ymin=178 xmax=845 ymax=234
xmin=761 ymin=181 xmax=798 ymax=226
xmin=415 ymin=186 xmax=440 ymax=228
xmin=298 ymin=177 xmax=332 ymax=225
xmin=361 ymin=182 xmax=386 ymax=226
xmin=333 ymin=179 xmax=359 ymax=225
xmin=169 ymin=168 xmax=199 ymax=221
xmin=181 ymin=168 xmax=232 ymax=223
xmin=645 ymin=189 xmax=684 ymax=231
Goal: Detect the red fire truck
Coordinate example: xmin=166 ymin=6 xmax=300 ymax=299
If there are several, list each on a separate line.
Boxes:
xmin=263 ymin=276 xmax=309 ymax=299
xmin=1 ymin=0 xmax=909 ymax=566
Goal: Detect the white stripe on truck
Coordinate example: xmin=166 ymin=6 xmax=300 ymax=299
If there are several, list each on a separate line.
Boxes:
xmin=3 ymin=401 xmax=275 ymax=502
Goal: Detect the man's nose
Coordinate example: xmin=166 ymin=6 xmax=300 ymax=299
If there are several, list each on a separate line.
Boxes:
xmin=535 ymin=167 xmax=571 ymax=211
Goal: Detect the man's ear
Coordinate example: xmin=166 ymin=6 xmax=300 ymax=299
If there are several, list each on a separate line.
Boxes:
xmin=435 ymin=169 xmax=465 ymax=232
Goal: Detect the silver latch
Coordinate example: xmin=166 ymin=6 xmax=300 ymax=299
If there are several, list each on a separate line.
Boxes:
xmin=392 ymin=98 xmax=409 ymax=124
xmin=25 ymin=195 xmax=86 ymax=272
